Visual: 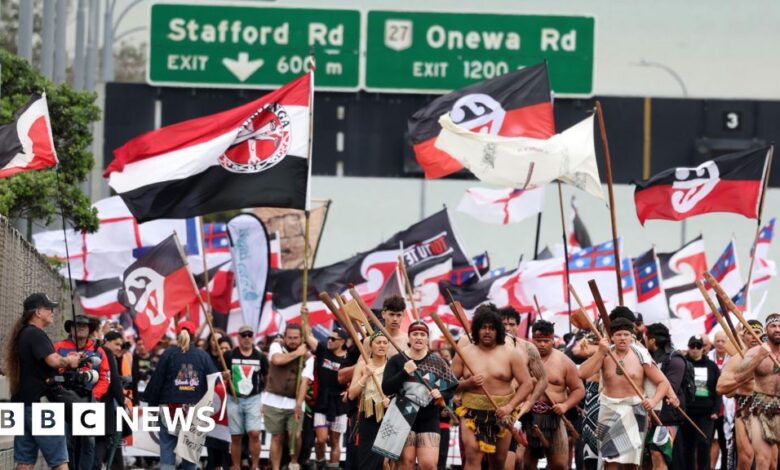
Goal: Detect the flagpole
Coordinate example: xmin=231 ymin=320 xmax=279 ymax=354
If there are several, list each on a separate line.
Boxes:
xmin=197 ymin=216 xmax=213 ymax=322
xmin=533 ymin=212 xmax=542 ymax=259
xmin=292 ymin=59 xmax=315 ymax=456
xmin=557 ymin=182 xmax=573 ymax=333
xmin=54 ymin=167 xmax=79 ymax=351
xmin=172 ymin=231 xmax=237 ymax=400
xmin=398 ymin=254 xmax=421 ymax=321
xmin=744 ymin=145 xmax=773 ymax=310
xmin=595 ymin=101 xmax=624 ymax=305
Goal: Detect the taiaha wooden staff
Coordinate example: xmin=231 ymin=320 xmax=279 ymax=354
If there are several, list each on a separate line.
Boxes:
xmin=744 ymin=145 xmax=774 ymax=308
xmin=719 ymin=299 xmax=745 ymax=352
xmin=568 ymin=284 xmax=661 ymax=426
xmin=445 ymin=289 xmax=472 ymax=342
xmin=704 ymin=272 xmax=780 ymax=373
xmin=695 ymin=281 xmax=744 ymax=357
xmin=595 ymin=101 xmax=624 ymax=306
xmin=587 ymin=280 xmax=612 ymax=336
xmin=429 ymin=310 xmax=530 ymax=447
xmin=398 ymin=255 xmax=421 ymax=321
xmin=572 ymin=284 xmax=708 ymax=438
xmin=172 ymin=232 xmax=237 ymax=400
xmin=321 ymin=293 xmax=387 ymax=402
xmin=348 ymin=288 xmax=457 ymax=417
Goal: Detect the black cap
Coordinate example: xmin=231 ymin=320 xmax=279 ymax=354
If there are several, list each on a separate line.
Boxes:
xmin=688 ymin=335 xmax=705 ymax=347
xmin=104 ymin=331 xmax=122 ymax=342
xmin=23 ymin=293 xmax=58 ymax=312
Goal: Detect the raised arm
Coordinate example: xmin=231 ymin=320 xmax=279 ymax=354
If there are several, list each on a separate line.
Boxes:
xmin=270 ymin=344 xmax=307 ymax=366
xmin=578 ymin=338 xmax=609 ymax=379
xmin=717 ymin=356 xmax=750 ymax=396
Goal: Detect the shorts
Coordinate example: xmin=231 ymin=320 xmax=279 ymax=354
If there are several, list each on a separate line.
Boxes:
xmin=314 ymin=413 xmax=348 ymax=434
xmin=263 ymin=404 xmax=302 ymax=436
xmin=14 ymin=405 xmax=69 ymax=467
xmin=228 ymin=393 xmax=263 ymax=435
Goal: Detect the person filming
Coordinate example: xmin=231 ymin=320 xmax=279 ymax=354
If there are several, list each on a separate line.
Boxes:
xmin=5 ymin=293 xmax=82 ymax=470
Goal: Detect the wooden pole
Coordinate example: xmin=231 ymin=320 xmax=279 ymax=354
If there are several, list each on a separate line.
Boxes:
xmin=717 ymin=294 xmax=746 ymax=353
xmin=197 ymin=216 xmax=213 ymax=325
xmin=398 ymin=255 xmax=420 ymax=321
xmin=172 ymin=232 xmax=237 ymax=400
xmin=695 ymin=281 xmax=744 ymax=358
xmin=744 ymin=146 xmax=774 ymax=309
xmin=568 ymin=284 xmax=661 ymax=426
xmin=588 ymin=280 xmax=612 ymax=337
xmin=558 ymin=182 xmax=573 ymax=333
xmin=594 ymin=101 xmax=624 ymax=305
xmin=445 ymin=289 xmax=472 ymax=341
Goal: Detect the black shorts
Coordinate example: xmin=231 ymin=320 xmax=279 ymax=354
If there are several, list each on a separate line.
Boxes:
xmin=509 ymin=437 xmax=518 ymax=452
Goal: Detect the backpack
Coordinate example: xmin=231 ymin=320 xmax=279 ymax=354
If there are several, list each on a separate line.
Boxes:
xmin=662 ymin=351 xmax=696 ymax=407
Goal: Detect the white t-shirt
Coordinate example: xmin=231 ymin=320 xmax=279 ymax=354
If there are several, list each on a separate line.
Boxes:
xmin=261 ymin=342 xmax=314 ymax=410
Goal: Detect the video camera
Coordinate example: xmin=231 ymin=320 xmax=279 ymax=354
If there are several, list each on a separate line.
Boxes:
xmin=47 ymin=355 xmax=101 ymax=393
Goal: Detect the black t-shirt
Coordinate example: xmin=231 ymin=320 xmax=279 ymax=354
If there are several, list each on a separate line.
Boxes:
xmin=226 ymin=347 xmax=268 ymax=398
xmin=12 ymin=325 xmax=56 ymax=404
xmin=314 ymin=342 xmax=349 ymax=413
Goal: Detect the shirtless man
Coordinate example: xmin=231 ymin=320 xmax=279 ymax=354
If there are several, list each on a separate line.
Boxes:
xmin=500 ymin=307 xmax=547 ymax=470
xmin=735 ymin=313 xmax=780 ymax=470
xmin=578 ymin=317 xmax=669 ymax=470
xmin=717 ymin=320 xmax=764 ymax=470
xmin=524 ymin=320 xmax=585 ymax=470
xmin=453 ymin=304 xmax=534 ymax=470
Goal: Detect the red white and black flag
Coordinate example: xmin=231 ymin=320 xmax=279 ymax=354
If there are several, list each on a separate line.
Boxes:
xmin=119 ymin=234 xmax=199 ymax=348
xmin=633 ymin=147 xmax=771 ymax=225
xmin=408 ymin=63 xmax=555 ymax=179
xmin=0 ymin=93 xmax=58 ymax=179
xmin=105 ymin=73 xmax=312 ymax=222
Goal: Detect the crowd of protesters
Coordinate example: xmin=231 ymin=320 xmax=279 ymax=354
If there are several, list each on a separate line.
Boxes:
xmin=8 ymin=290 xmax=780 ymax=470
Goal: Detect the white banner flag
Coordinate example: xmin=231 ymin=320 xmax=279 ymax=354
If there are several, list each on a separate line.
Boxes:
xmin=457 ymin=186 xmax=545 ymax=225
xmin=227 ymin=214 xmax=271 ymax=331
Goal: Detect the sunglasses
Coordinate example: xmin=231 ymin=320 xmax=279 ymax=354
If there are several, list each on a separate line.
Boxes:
xmin=239 ymin=332 xmax=254 ymax=338
xmin=328 ymin=336 xmax=343 ymax=341
xmin=689 ymin=343 xmax=704 ymax=349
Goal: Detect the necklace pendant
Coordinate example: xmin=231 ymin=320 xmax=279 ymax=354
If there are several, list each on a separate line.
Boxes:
xmin=774 ymin=364 xmax=780 ymax=374
xmin=616 ymin=359 xmax=625 ymax=376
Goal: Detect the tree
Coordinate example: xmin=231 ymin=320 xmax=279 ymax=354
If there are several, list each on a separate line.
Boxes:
xmin=0 ymin=48 xmax=100 ymax=235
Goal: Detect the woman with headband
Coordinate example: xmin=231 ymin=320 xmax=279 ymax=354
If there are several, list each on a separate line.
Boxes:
xmin=374 ymin=321 xmax=458 ymax=470
xmin=348 ymin=330 xmax=391 ymax=470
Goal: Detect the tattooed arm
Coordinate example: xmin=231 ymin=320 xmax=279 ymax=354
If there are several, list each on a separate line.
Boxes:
xmin=525 ymin=341 xmax=548 ymax=404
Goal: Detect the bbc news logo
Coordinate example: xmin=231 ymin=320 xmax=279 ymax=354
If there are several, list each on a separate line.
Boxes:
xmin=0 ymin=403 xmax=218 ymax=436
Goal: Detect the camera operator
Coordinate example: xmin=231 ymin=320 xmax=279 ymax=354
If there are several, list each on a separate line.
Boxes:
xmin=5 ymin=293 xmax=82 ymax=470
xmin=94 ymin=331 xmax=127 ymax=470
xmin=54 ymin=314 xmax=110 ymax=470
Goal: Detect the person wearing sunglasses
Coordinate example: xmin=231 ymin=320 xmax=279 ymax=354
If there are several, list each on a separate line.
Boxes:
xmin=684 ymin=335 xmax=721 ymax=470
xmin=225 ymin=325 xmax=269 ymax=470
xmin=300 ymin=326 xmax=352 ymax=470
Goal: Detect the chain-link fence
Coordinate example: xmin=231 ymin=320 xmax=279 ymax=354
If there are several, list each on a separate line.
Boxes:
xmin=0 ymin=215 xmax=78 ymax=372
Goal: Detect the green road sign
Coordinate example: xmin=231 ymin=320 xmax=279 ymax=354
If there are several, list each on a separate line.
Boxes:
xmin=148 ymin=3 xmax=361 ymax=89
xmin=365 ymin=11 xmax=594 ymax=95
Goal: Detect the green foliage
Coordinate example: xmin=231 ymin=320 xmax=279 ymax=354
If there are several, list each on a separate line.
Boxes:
xmin=0 ymin=48 xmax=100 ymax=232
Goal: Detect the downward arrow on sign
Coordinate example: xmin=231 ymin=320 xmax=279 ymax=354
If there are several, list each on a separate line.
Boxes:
xmin=222 ymin=52 xmax=264 ymax=82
